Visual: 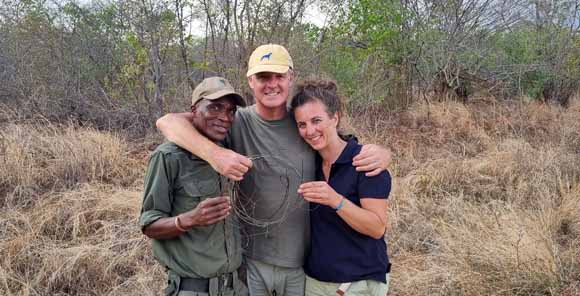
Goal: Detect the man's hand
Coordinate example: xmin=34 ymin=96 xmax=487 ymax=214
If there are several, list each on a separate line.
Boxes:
xmin=180 ymin=196 xmax=232 ymax=228
xmin=352 ymin=144 xmax=393 ymax=177
xmin=209 ymin=147 xmax=253 ymax=181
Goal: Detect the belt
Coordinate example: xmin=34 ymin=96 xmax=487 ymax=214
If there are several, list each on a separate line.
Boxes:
xmin=180 ymin=277 xmax=209 ymax=292
xmin=180 ymin=272 xmax=235 ymax=292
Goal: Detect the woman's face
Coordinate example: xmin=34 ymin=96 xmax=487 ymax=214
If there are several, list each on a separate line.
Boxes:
xmin=293 ymin=99 xmax=339 ymax=151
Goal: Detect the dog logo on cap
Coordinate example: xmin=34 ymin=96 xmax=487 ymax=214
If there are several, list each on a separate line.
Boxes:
xmin=260 ymin=52 xmax=272 ymax=61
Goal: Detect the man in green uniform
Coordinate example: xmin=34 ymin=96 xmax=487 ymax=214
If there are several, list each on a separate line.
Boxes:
xmin=140 ymin=77 xmax=248 ymax=296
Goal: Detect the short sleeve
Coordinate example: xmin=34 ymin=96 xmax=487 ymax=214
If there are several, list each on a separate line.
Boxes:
xmin=357 ymin=170 xmax=391 ymax=199
xmin=139 ymin=151 xmax=177 ymax=230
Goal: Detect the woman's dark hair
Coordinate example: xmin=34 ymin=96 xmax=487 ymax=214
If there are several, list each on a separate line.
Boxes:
xmin=290 ymin=77 xmax=342 ymax=122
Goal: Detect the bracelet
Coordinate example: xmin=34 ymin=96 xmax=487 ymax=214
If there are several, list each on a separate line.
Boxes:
xmin=174 ymin=215 xmax=187 ymax=232
xmin=335 ymin=197 xmax=346 ymax=211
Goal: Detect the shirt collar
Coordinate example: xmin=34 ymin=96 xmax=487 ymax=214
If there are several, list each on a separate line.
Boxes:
xmin=314 ymin=138 xmax=359 ymax=168
xmin=334 ymin=138 xmax=359 ymax=165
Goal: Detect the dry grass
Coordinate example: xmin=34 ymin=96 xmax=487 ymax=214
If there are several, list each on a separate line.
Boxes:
xmin=0 ymin=184 xmax=165 ymax=295
xmin=1 ymin=96 xmax=579 ymax=295
xmin=0 ymin=123 xmax=162 ymax=295
xmin=0 ymin=123 xmax=140 ymax=207
xmin=351 ymin=97 xmax=580 ymax=295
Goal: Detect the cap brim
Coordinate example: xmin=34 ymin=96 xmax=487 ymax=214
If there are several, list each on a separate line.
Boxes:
xmin=246 ymin=65 xmax=290 ymax=77
xmin=203 ymin=89 xmax=247 ymax=107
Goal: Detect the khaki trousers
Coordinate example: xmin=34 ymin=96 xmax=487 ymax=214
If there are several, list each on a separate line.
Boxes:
xmin=304 ymin=274 xmax=390 ymax=296
xmin=246 ymin=258 xmax=306 ymax=296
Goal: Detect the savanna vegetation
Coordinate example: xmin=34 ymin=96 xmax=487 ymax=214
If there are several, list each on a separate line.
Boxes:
xmin=0 ymin=0 xmax=579 ymax=295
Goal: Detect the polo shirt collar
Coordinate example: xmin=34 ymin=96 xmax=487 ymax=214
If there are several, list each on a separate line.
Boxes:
xmin=314 ymin=138 xmax=360 ymax=172
xmin=334 ymin=138 xmax=359 ymax=165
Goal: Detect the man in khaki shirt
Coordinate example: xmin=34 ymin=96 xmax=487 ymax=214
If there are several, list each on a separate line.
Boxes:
xmin=140 ymin=77 xmax=248 ymax=296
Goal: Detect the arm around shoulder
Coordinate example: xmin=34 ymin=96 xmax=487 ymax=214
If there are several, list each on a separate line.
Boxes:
xmin=156 ymin=112 xmax=217 ymax=163
xmin=155 ymin=112 xmax=253 ymax=181
xmin=352 ymin=144 xmax=393 ymax=177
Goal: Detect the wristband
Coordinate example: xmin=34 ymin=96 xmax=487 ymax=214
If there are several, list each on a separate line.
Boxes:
xmin=175 ymin=215 xmax=187 ymax=232
xmin=335 ymin=198 xmax=346 ymax=211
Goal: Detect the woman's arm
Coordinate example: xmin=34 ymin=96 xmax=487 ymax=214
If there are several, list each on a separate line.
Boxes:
xmin=336 ymin=197 xmax=387 ymax=239
xmin=298 ymin=181 xmax=388 ymax=239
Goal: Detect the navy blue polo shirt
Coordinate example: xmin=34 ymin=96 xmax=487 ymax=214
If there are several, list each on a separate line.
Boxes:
xmin=304 ymin=138 xmax=392 ymax=283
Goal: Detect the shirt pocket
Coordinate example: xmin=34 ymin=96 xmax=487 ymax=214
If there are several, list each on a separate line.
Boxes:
xmin=176 ymin=173 xmax=220 ymax=213
xmin=183 ymin=178 xmax=220 ymax=197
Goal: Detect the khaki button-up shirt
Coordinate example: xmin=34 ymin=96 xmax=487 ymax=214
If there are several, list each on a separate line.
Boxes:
xmin=139 ymin=142 xmax=242 ymax=278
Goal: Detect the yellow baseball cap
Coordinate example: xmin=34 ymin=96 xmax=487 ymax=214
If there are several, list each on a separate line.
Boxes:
xmin=191 ymin=77 xmax=246 ymax=107
xmin=246 ymin=44 xmax=293 ymax=77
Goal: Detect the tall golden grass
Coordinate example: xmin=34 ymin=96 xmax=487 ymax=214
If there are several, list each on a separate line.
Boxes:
xmin=352 ymin=98 xmax=580 ymax=296
xmin=0 ymin=123 xmax=140 ymax=207
xmin=1 ymin=97 xmax=579 ymax=295
xmin=0 ymin=123 xmax=163 ymax=295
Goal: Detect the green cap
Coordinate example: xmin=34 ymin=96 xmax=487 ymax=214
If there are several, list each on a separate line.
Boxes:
xmin=192 ymin=77 xmax=246 ymax=107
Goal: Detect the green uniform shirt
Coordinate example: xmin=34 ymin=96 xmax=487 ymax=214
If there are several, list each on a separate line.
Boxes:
xmin=139 ymin=142 xmax=242 ymax=278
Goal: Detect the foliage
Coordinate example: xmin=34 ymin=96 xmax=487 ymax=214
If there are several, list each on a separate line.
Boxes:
xmin=0 ymin=0 xmax=578 ymax=134
xmin=340 ymin=0 xmax=404 ymax=59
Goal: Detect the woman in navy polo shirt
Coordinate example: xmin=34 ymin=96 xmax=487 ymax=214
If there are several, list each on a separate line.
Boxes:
xmin=291 ymin=78 xmax=392 ymax=296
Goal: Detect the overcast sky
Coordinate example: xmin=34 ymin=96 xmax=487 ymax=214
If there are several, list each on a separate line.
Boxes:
xmin=187 ymin=2 xmax=327 ymax=37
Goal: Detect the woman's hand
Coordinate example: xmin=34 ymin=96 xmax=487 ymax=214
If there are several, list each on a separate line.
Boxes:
xmin=298 ymin=181 xmax=343 ymax=208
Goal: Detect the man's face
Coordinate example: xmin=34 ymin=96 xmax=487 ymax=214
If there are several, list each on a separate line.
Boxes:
xmin=191 ymin=96 xmax=237 ymax=142
xmin=247 ymin=71 xmax=293 ymax=110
